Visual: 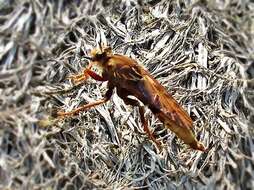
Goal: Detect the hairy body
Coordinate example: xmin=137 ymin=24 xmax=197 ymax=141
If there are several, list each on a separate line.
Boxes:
xmin=58 ymin=46 xmax=206 ymax=151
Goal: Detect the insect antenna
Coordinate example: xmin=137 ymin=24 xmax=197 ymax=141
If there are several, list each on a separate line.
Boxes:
xmin=98 ymin=32 xmax=108 ymax=52
xmin=83 ymin=56 xmax=92 ymax=60
xmin=99 ymin=37 xmax=103 ymax=52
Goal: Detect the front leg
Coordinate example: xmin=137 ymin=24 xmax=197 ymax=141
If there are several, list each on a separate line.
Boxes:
xmin=58 ymin=84 xmax=114 ymax=117
xmin=68 ymin=63 xmax=92 ymax=83
xmin=69 ymin=63 xmax=107 ymax=83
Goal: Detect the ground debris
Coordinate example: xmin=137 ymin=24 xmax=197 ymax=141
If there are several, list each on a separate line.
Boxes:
xmin=0 ymin=0 xmax=253 ymax=189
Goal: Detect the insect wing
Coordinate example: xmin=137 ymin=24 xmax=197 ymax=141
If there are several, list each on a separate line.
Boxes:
xmin=142 ymin=75 xmax=193 ymax=129
xmin=142 ymin=75 xmax=206 ymax=151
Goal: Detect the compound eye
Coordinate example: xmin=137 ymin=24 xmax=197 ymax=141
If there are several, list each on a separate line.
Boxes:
xmin=95 ymin=53 xmax=101 ymax=59
xmin=104 ymin=47 xmax=112 ymax=52
xmin=95 ymin=52 xmax=107 ymax=59
xmin=96 ymin=52 xmax=107 ymax=59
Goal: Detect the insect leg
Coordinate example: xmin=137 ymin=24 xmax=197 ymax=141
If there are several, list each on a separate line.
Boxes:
xmin=72 ymin=70 xmax=107 ymax=83
xmin=86 ymin=70 xmax=107 ymax=81
xmin=57 ymin=84 xmax=113 ymax=117
xmin=116 ymin=89 xmax=161 ymax=149
xmin=138 ymin=106 xmax=161 ymax=149
xmin=68 ymin=63 xmax=107 ymax=83
xmin=68 ymin=63 xmax=92 ymax=83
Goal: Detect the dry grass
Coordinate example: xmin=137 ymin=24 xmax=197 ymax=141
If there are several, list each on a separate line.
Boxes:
xmin=0 ymin=0 xmax=254 ymax=189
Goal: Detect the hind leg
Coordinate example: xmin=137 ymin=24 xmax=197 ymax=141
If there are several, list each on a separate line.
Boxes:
xmin=117 ymin=89 xmax=161 ymax=149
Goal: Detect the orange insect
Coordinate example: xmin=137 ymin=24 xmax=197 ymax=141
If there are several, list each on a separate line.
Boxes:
xmin=58 ymin=45 xmax=206 ymax=151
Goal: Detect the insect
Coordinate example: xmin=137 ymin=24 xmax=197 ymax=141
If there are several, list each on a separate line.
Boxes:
xmin=58 ymin=45 xmax=206 ymax=151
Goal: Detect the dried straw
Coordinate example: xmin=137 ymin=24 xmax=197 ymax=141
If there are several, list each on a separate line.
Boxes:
xmin=0 ymin=0 xmax=253 ymax=189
